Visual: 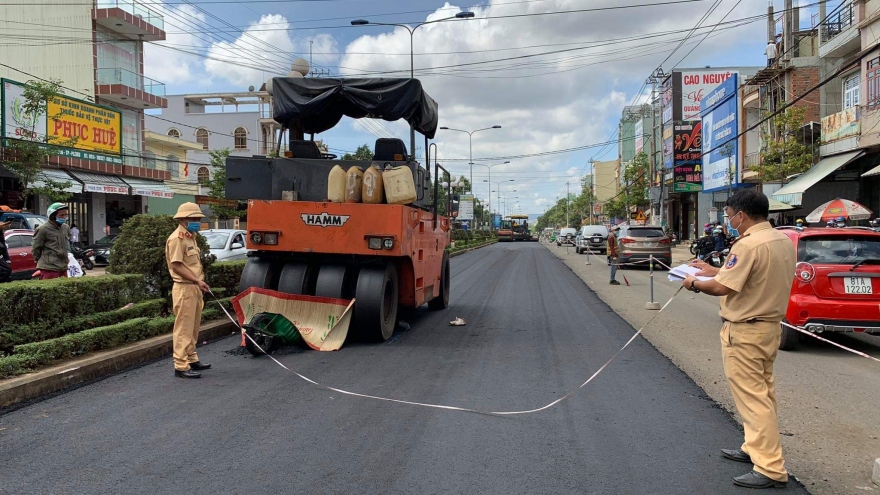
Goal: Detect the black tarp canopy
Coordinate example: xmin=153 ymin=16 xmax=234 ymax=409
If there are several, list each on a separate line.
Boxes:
xmin=271 ymin=78 xmax=439 ymax=139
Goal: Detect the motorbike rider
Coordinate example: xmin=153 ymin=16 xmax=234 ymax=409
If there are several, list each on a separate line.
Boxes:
xmin=835 ymin=216 xmax=847 ymax=228
xmin=713 ymin=226 xmax=726 ymax=252
xmin=826 ymin=219 xmax=836 ymax=228
xmin=795 ymin=218 xmax=805 ymax=228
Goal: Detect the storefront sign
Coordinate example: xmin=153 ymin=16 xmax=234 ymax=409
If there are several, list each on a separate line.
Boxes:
xmin=48 ymin=95 xmax=122 ymax=155
xmin=1 ymin=79 xmax=123 ymax=164
xmin=821 ymin=107 xmax=860 ymax=142
xmin=133 ymin=188 xmax=174 ymax=198
xmin=661 ymin=76 xmax=673 ymax=124
xmin=701 ymin=75 xmax=739 ymax=192
xmin=665 ymin=70 xmax=739 ymax=122
xmin=84 ymin=183 xmax=129 ymax=195
xmin=673 ymin=121 xmax=703 ymax=192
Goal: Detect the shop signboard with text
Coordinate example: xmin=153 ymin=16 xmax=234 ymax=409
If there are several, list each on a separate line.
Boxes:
xmin=700 ymin=74 xmax=739 ymax=192
xmin=673 ymin=121 xmax=703 ymax=192
xmin=666 ymin=70 xmax=739 ymax=122
xmin=634 ymin=120 xmax=644 ymax=153
xmin=459 ymin=194 xmax=474 ymax=221
xmin=1 ymin=79 xmax=123 ymax=165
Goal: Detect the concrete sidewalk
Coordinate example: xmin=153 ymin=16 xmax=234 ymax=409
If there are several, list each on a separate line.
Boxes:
xmin=545 ymin=242 xmax=880 ymax=495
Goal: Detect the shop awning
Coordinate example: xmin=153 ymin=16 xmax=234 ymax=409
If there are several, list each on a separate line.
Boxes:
xmin=66 ymin=170 xmax=130 ymax=195
xmin=32 ymin=169 xmax=81 ymax=194
xmin=122 ymin=177 xmax=174 ymax=199
xmin=771 ymin=150 xmax=864 ymax=206
xmin=862 ymin=162 xmax=880 ymax=177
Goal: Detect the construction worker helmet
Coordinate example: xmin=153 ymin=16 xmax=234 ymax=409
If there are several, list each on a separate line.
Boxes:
xmin=47 ymin=202 xmax=68 ymax=219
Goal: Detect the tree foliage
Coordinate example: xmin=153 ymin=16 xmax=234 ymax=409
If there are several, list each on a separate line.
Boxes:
xmin=205 ymin=148 xmax=240 ymax=219
xmin=342 ymin=144 xmax=373 ymax=161
xmin=1 ymin=79 xmax=75 ymax=210
xmin=108 ymin=214 xmax=214 ymax=300
xmin=535 ymin=184 xmax=597 ymax=231
xmin=757 ymin=107 xmax=815 ymax=183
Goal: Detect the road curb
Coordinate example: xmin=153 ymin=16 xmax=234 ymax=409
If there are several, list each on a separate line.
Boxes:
xmin=449 ymin=240 xmax=497 ymax=258
xmin=0 ymin=320 xmax=237 ymax=410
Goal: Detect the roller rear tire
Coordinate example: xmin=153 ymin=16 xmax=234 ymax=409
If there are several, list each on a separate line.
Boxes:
xmin=355 ymin=263 xmax=399 ymax=342
xmin=428 ymin=252 xmax=450 ymax=310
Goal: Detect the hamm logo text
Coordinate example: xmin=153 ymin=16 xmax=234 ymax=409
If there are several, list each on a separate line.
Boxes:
xmin=301 ymin=212 xmax=351 ymax=227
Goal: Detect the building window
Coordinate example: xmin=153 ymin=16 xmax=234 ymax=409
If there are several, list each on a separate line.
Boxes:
xmin=167 ymin=128 xmax=181 ymax=139
xmin=844 ymin=74 xmax=860 ymax=110
xmin=197 ymin=167 xmax=210 ymax=184
xmin=867 ymin=57 xmax=880 ymax=108
xmin=234 ymin=127 xmax=247 ymax=150
xmin=143 ymin=150 xmax=156 ymax=169
xmin=167 ymin=154 xmax=179 ymax=177
xmin=196 ymin=128 xmax=209 ymax=150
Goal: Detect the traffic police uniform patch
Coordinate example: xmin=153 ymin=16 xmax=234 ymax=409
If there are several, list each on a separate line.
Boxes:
xmin=725 ymin=254 xmax=738 ymax=269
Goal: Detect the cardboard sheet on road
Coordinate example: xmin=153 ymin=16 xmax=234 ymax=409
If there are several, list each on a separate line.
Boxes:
xmin=232 ymin=287 xmax=355 ymax=351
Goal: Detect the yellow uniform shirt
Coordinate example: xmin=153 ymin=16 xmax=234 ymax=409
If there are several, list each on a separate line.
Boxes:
xmin=165 ymin=225 xmax=204 ymax=283
xmin=714 ymin=222 xmax=795 ymax=323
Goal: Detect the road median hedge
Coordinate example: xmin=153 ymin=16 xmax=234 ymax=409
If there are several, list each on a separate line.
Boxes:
xmin=0 ymin=275 xmax=149 ymax=336
xmin=1 ymin=297 xmax=234 ymax=378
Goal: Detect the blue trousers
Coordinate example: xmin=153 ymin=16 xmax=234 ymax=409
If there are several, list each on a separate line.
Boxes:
xmin=609 ymin=257 xmax=617 ymax=281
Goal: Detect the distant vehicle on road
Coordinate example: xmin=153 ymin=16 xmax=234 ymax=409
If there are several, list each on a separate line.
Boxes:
xmin=0 ymin=212 xmax=48 ymax=231
xmin=556 ymin=227 xmax=577 ymax=246
xmin=575 ymin=225 xmax=609 ymax=254
xmin=4 ymin=229 xmax=37 ymax=280
xmin=84 ymin=235 xmax=118 ymax=266
xmin=777 ymin=226 xmax=880 ymax=350
xmin=614 ymin=225 xmax=672 ymax=268
xmin=201 ymin=229 xmax=249 ymax=262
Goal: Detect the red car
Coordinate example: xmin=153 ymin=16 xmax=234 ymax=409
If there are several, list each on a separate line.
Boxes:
xmin=3 ymin=229 xmax=37 ymax=281
xmin=778 ymin=226 xmax=880 ymax=350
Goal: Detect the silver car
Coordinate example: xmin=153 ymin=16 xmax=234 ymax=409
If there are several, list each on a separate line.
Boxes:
xmin=201 ymin=229 xmax=249 ymax=262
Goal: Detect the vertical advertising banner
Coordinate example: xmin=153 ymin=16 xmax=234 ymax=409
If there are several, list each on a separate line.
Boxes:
xmin=679 ymin=70 xmax=738 ymax=121
xmin=634 ymin=119 xmax=644 ymax=153
xmin=459 ymin=194 xmax=474 ymax=221
xmin=701 ymin=74 xmax=739 ymax=192
xmin=673 ymin=121 xmax=703 ymax=192
xmin=661 ymin=75 xmax=673 ymax=124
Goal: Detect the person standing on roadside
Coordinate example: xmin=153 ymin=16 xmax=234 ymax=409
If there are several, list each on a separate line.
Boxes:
xmin=166 ymin=203 xmax=211 ymax=379
xmin=32 ymin=203 xmax=71 ymax=280
xmin=607 ymin=226 xmax=620 ymax=285
xmin=682 ymin=189 xmax=795 ymax=489
xmin=70 ymin=223 xmax=81 ymax=248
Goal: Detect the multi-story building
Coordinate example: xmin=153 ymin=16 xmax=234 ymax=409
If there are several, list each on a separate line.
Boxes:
xmin=0 ymin=0 xmax=170 ymax=243
xmin=591 ymin=158 xmax=619 ymax=223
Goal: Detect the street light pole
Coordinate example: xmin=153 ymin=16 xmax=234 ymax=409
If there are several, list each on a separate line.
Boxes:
xmin=351 ymin=12 xmax=474 ymax=161
xmin=439 ymin=125 xmax=502 ymax=192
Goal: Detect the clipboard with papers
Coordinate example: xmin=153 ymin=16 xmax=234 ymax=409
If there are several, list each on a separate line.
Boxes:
xmin=667 ymin=264 xmax=715 ymax=283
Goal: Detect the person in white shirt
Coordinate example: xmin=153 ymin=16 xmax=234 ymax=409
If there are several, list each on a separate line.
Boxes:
xmin=765 ymin=41 xmax=778 ymax=68
xmin=70 ymin=224 xmax=81 ymax=247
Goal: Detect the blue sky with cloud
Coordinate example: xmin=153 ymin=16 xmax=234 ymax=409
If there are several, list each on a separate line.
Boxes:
xmin=145 ymin=0 xmax=820 ymax=215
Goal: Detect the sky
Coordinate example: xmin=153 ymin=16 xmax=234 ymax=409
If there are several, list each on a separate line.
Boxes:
xmin=142 ymin=0 xmax=821 ymax=216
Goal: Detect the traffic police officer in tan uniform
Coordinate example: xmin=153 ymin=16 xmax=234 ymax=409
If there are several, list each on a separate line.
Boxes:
xmin=166 ymin=203 xmax=212 ymax=379
xmin=683 ymin=189 xmax=795 ymax=489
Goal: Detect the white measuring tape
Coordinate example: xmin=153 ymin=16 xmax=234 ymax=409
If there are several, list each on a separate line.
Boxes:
xmin=209 ymin=288 xmax=683 ymax=416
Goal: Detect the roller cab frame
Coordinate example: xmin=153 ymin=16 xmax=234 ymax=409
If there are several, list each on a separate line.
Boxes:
xmin=228 ymin=77 xmax=454 ymax=342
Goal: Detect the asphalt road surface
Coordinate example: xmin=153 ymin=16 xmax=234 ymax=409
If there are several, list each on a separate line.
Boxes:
xmin=1 ymin=243 xmax=809 ymax=494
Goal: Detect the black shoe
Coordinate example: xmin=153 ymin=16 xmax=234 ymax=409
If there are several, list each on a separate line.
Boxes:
xmin=610 ymin=280 xmax=621 ymax=285
xmin=174 ymin=369 xmax=201 ymax=379
xmin=721 ymin=448 xmax=752 ymax=463
xmin=189 ymin=361 xmax=212 ymax=370
xmin=733 ymin=470 xmax=786 ymax=489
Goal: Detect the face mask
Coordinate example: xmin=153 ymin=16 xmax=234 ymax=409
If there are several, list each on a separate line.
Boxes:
xmin=837 ymin=222 xmax=846 ymax=228
xmin=727 ymin=212 xmax=741 ymax=235
xmin=56 ymin=217 xmax=68 ymax=225
xmin=187 ymin=221 xmax=201 ymax=233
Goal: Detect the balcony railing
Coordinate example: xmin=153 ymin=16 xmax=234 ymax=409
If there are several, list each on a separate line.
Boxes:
xmin=820 ymin=1 xmax=855 ymax=44
xmin=96 ymin=68 xmax=166 ymax=98
xmin=97 ymin=0 xmax=164 ymax=30
xmin=744 ymin=152 xmax=761 ymax=171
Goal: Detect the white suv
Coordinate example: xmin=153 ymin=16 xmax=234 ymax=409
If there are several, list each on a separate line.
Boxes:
xmin=575 ymin=225 xmax=609 ymax=254
xmin=556 ymin=228 xmax=577 ymax=246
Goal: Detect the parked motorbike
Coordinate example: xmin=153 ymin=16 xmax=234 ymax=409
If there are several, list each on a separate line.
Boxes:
xmin=699 ymin=248 xmax=730 ymax=268
xmin=71 ymin=245 xmax=95 ymax=270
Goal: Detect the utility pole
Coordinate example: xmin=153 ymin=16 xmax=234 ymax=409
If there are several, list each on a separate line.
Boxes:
xmin=648 ymin=67 xmax=666 ymax=228
xmin=566 ymin=181 xmax=570 ymax=227
xmin=589 ymin=158 xmax=595 ymax=225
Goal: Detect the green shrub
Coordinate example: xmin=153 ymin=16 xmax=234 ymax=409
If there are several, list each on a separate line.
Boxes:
xmin=0 ymin=275 xmax=149 ymax=343
xmin=206 ymin=260 xmax=246 ymax=296
xmin=1 ymin=298 xmax=166 ymax=349
xmin=3 ymin=296 xmax=235 ymax=377
xmin=109 ymin=214 xmax=215 ymax=300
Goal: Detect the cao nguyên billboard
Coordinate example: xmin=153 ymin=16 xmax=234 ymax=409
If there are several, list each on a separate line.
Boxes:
xmin=1 ymin=79 xmax=123 ymax=164
xmin=700 ymin=74 xmax=739 ymax=192
xmin=673 ymin=121 xmax=703 ymax=192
